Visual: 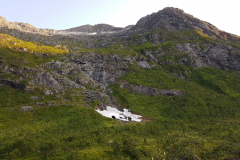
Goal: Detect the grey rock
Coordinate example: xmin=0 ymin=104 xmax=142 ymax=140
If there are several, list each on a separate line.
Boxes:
xmin=177 ymin=43 xmax=240 ymax=70
xmin=33 ymin=72 xmax=64 ymax=91
xmin=70 ymin=53 xmax=129 ymax=85
xmin=123 ymin=83 xmax=183 ymax=96
xmin=21 ymin=106 xmax=33 ymax=112
xmin=159 ymin=89 xmax=183 ymax=96
xmin=31 ymin=96 xmax=41 ymax=100
xmin=138 ymin=61 xmax=151 ymax=68
xmin=156 ymin=53 xmax=166 ymax=57
xmin=143 ymin=51 xmax=158 ymax=62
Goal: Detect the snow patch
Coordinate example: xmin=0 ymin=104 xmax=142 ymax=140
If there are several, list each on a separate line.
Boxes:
xmin=96 ymin=106 xmax=142 ymax=122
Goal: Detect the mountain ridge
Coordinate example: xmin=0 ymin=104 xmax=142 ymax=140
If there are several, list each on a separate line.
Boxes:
xmin=0 ymin=7 xmax=239 ymax=40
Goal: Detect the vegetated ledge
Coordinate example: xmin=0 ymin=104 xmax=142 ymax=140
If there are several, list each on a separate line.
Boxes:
xmin=122 ymin=83 xmax=183 ymax=96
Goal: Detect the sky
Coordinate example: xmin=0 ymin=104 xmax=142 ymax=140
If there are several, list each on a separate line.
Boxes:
xmin=0 ymin=0 xmax=239 ymax=36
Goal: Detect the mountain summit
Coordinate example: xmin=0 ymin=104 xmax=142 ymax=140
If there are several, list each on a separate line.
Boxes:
xmin=134 ymin=7 xmax=239 ymax=40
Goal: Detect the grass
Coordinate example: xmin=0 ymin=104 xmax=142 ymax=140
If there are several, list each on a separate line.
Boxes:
xmin=0 ymin=47 xmax=66 ymax=68
xmin=1 ymin=66 xmax=240 ymax=159
xmin=0 ymin=34 xmax=69 ymax=54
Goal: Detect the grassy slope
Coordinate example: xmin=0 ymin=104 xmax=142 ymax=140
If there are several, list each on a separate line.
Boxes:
xmin=0 ymin=30 xmax=240 ymax=159
xmin=0 ymin=34 xmax=69 ymax=54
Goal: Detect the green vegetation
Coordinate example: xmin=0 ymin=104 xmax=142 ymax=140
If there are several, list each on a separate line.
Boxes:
xmin=0 ymin=34 xmax=69 ymax=54
xmin=1 ymin=66 xmax=240 ymax=159
xmin=0 ymin=47 xmax=66 ymax=68
xmin=1 ymin=28 xmax=240 ymax=159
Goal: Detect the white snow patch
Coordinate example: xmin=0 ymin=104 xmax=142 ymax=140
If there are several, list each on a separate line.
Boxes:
xmin=96 ymin=106 xmax=142 ymax=122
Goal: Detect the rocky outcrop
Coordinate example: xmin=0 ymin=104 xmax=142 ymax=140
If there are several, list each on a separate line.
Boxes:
xmin=70 ymin=53 xmax=140 ymax=85
xmin=142 ymin=51 xmax=158 ymax=63
xmin=138 ymin=61 xmax=151 ymax=68
xmin=122 ymin=83 xmax=183 ymax=96
xmin=176 ymin=43 xmax=240 ymax=70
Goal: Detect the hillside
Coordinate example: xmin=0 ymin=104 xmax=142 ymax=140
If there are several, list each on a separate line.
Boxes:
xmin=0 ymin=7 xmax=240 ymax=160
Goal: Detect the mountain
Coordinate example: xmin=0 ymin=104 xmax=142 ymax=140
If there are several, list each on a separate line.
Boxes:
xmin=0 ymin=16 xmax=128 ymax=35
xmin=132 ymin=7 xmax=239 ymax=42
xmin=0 ymin=16 xmax=48 ymax=35
xmin=65 ymin=23 xmax=125 ymax=33
xmin=0 ymin=7 xmax=240 ymax=160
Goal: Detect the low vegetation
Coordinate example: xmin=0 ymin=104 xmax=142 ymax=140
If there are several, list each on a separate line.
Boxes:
xmin=0 ymin=28 xmax=240 ymax=159
xmin=0 ymin=34 xmax=69 ymax=54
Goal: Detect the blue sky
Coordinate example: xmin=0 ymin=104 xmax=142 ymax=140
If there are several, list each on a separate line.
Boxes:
xmin=0 ymin=0 xmax=239 ymax=36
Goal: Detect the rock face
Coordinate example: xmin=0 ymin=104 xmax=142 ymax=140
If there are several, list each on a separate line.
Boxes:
xmin=0 ymin=50 xmax=148 ymax=109
xmin=122 ymin=83 xmax=183 ymax=96
xmin=70 ymin=53 xmax=140 ymax=85
xmin=176 ymin=43 xmax=240 ymax=70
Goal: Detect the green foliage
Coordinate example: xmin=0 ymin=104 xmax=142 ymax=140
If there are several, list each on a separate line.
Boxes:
xmin=0 ymin=47 xmax=65 ymax=68
xmin=0 ymin=34 xmax=69 ymax=54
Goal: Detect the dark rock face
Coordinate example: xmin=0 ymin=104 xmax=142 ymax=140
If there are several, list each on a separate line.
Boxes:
xmin=0 ymin=80 xmax=25 ymax=90
xmin=122 ymin=83 xmax=183 ymax=96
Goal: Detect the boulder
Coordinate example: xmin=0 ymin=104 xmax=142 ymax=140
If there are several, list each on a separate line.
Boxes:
xmin=31 ymin=96 xmax=41 ymax=100
xmin=138 ymin=61 xmax=151 ymax=68
xmin=21 ymin=106 xmax=33 ymax=112
xmin=20 ymin=48 xmax=28 ymax=52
